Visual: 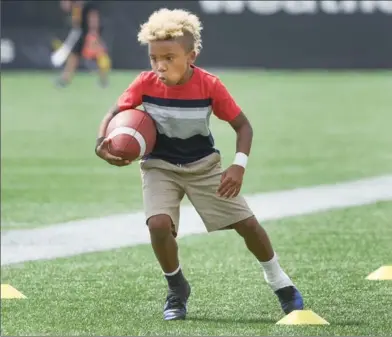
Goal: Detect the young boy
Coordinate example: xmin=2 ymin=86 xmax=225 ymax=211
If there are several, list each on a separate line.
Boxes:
xmin=95 ymin=8 xmax=303 ymax=321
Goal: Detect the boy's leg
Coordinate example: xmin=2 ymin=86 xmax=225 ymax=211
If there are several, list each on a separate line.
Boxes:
xmin=230 ymin=216 xmax=303 ymax=314
xmin=148 ymin=214 xmax=180 ymax=274
xmin=96 ymin=51 xmax=111 ymax=88
xmin=183 ymin=153 xmax=303 ymax=315
xmin=140 ymin=160 xmax=191 ymax=320
xmin=56 ymin=33 xmax=84 ymax=87
xmin=56 ymin=52 xmax=80 ymax=87
xmin=95 ymin=34 xmax=110 ymax=88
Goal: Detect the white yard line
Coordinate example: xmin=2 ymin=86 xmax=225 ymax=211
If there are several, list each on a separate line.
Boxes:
xmin=2 ymin=175 xmax=392 ymax=266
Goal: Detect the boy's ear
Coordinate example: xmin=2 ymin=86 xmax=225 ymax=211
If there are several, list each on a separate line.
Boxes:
xmin=188 ymin=50 xmax=197 ymax=64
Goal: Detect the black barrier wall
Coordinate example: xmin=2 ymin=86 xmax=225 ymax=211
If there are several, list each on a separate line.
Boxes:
xmin=2 ymin=0 xmax=392 ymax=70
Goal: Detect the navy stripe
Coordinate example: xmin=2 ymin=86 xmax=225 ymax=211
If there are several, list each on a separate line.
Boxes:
xmin=143 ymin=95 xmax=212 ymax=108
xmin=143 ymin=132 xmax=218 ymax=165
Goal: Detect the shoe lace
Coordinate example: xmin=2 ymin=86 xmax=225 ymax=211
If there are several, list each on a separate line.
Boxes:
xmin=166 ymin=293 xmax=184 ymax=309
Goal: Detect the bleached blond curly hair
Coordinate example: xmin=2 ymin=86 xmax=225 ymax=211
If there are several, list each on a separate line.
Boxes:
xmin=137 ymin=8 xmax=203 ymax=54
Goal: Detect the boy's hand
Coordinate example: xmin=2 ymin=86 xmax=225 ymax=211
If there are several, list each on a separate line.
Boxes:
xmin=95 ymin=138 xmax=131 ymax=167
xmin=217 ymin=165 xmax=245 ymax=198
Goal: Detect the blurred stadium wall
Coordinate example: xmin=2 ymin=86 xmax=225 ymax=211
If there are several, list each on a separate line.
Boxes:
xmin=1 ymin=0 xmax=392 ymax=70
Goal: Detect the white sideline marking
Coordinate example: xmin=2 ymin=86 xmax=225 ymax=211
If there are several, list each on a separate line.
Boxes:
xmin=1 ymin=175 xmax=392 ymax=266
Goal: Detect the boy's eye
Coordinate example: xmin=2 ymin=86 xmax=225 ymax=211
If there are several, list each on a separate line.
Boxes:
xmin=166 ymin=56 xmax=173 ymax=61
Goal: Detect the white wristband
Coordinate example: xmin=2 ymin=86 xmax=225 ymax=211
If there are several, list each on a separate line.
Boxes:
xmin=233 ymin=152 xmax=248 ymax=168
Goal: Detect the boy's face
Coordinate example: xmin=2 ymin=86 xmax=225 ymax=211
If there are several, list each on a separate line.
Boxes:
xmin=148 ymin=39 xmax=196 ymax=86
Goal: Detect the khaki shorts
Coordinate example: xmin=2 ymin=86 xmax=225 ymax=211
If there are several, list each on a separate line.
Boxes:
xmin=140 ymin=152 xmax=254 ymax=234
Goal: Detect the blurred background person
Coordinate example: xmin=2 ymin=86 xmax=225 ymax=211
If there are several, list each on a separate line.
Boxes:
xmin=55 ymin=0 xmax=111 ymax=88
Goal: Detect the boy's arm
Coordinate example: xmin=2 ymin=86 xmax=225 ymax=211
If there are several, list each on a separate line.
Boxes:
xmin=95 ymin=73 xmax=144 ymax=164
xmin=96 ymin=73 xmax=144 ymax=141
xmin=228 ymin=111 xmax=253 ymax=158
xmin=212 ymin=78 xmax=253 ymax=198
xmin=96 ymin=105 xmax=120 ymax=147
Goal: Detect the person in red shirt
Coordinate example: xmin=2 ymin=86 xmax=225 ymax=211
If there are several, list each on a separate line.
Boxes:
xmin=95 ymin=8 xmax=303 ymax=321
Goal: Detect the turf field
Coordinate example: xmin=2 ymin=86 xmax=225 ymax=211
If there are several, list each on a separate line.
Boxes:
xmin=1 ymin=70 xmax=392 ymax=336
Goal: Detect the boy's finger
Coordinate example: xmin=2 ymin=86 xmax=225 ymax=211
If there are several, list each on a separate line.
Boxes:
xmin=217 ymin=181 xmax=234 ymax=197
xmin=106 ymin=153 xmax=123 ymax=161
xmin=98 ymin=138 xmax=110 ymax=150
xmin=109 ymin=157 xmax=131 ymax=165
xmin=224 ymin=186 xmax=236 ymax=199
xmin=229 ymin=187 xmax=240 ymax=198
xmin=217 ymin=177 xmax=231 ymax=192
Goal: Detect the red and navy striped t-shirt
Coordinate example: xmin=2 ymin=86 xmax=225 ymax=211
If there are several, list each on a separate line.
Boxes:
xmin=116 ymin=65 xmax=241 ymax=165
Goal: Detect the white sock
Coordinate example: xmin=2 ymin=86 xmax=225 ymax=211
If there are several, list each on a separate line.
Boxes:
xmin=163 ymin=265 xmax=181 ymax=276
xmin=259 ymin=253 xmax=294 ymax=291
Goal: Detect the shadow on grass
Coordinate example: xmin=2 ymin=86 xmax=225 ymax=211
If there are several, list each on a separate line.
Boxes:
xmin=187 ymin=316 xmax=276 ymax=324
xmin=188 ymin=316 xmax=365 ymax=327
xmin=332 ymin=320 xmax=365 ymax=327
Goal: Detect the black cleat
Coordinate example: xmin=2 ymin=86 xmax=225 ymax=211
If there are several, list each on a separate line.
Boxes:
xmin=163 ymin=282 xmax=191 ymax=321
xmin=275 ymin=286 xmax=304 ymax=314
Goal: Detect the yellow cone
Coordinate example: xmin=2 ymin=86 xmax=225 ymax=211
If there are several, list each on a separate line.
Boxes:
xmin=1 ymin=284 xmax=27 ymax=299
xmin=276 ymin=310 xmax=329 ymax=325
xmin=366 ymin=266 xmax=392 ymax=280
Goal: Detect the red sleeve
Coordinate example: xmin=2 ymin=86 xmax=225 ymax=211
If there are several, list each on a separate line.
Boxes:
xmin=211 ymin=78 xmax=242 ymax=121
xmin=116 ymin=72 xmax=144 ymax=111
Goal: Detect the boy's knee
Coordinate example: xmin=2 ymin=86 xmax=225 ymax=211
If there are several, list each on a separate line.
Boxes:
xmin=147 ymin=214 xmax=174 ymax=239
xmin=232 ymin=216 xmax=259 ymax=237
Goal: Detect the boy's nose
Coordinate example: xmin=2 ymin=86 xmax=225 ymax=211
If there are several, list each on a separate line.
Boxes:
xmin=157 ymin=62 xmax=167 ymax=72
